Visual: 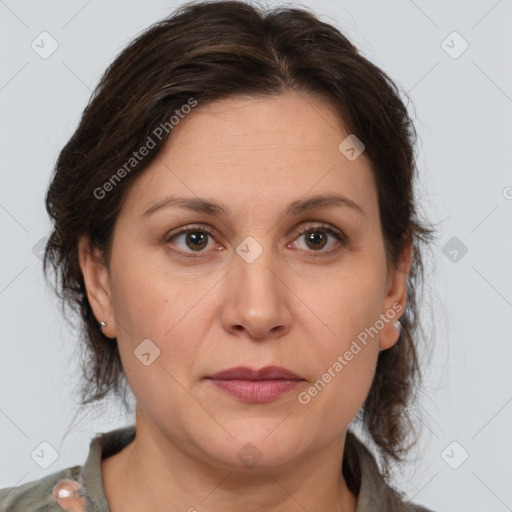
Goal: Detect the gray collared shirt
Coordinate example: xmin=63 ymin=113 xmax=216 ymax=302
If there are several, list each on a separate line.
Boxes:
xmin=0 ymin=426 xmax=434 ymax=511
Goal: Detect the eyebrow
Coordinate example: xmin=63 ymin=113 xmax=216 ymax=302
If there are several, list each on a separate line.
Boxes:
xmin=141 ymin=193 xmax=365 ymax=219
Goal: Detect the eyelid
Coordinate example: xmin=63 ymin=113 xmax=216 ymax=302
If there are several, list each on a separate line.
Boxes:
xmin=164 ymin=223 xmax=218 ymax=243
xmin=292 ymin=221 xmax=345 ymax=240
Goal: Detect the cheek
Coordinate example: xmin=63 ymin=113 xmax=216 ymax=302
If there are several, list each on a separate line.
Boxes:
xmin=306 ymin=259 xmax=385 ymax=347
xmin=299 ymin=334 xmax=378 ymax=439
xmin=108 ymin=252 xmax=215 ymax=396
xmin=110 ymin=276 xmax=170 ymax=342
xmin=110 ymin=274 xmax=204 ymax=428
xmin=109 ymin=241 xmax=186 ymax=339
xmin=295 ymin=262 xmax=384 ymax=423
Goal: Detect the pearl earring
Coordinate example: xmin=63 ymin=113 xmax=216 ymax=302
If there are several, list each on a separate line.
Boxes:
xmin=379 ymin=319 xmax=403 ymax=354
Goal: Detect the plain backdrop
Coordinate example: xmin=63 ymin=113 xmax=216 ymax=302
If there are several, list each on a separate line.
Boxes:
xmin=1 ymin=1 xmax=511 ymax=511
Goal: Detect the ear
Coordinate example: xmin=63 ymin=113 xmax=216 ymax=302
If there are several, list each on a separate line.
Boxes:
xmin=378 ymin=235 xmax=413 ymax=350
xmin=78 ymin=235 xmax=116 ymax=339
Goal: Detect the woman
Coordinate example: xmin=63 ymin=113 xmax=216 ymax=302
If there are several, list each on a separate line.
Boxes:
xmin=0 ymin=1 xmax=437 ymax=510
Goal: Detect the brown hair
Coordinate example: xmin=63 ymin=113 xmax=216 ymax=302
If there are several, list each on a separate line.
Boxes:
xmin=44 ymin=0 xmax=436 ymax=480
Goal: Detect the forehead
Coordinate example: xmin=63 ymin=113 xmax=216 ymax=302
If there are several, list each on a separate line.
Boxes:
xmin=121 ymin=92 xmax=378 ymax=223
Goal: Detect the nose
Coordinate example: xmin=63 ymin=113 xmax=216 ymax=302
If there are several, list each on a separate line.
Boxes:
xmin=220 ymin=243 xmax=293 ymax=341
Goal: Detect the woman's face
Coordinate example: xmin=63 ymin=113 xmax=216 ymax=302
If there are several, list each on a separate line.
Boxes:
xmin=81 ymin=91 xmax=410 ymax=470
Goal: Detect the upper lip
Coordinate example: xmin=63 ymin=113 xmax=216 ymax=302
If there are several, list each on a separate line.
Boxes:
xmin=207 ymin=366 xmax=304 ymax=381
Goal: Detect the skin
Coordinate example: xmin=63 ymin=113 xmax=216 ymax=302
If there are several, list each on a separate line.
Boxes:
xmin=79 ymin=91 xmax=412 ymax=512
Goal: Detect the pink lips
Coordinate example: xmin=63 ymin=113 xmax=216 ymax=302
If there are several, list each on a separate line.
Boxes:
xmin=206 ymin=366 xmax=305 ymax=403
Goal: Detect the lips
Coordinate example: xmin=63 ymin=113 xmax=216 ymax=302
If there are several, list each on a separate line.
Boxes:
xmin=206 ymin=366 xmax=305 ymax=403
xmin=207 ymin=366 xmax=303 ymax=381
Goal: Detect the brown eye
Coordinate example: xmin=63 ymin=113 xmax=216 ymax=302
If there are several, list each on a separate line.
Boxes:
xmin=291 ymin=224 xmax=345 ymax=254
xmin=182 ymin=231 xmax=209 ymax=251
xmin=303 ymin=229 xmax=329 ymax=250
xmin=165 ymin=225 xmax=218 ymax=256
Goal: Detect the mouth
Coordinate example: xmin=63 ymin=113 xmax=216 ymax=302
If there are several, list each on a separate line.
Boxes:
xmin=205 ymin=366 xmax=305 ymax=403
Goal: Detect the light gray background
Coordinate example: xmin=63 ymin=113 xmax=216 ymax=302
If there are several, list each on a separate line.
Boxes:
xmin=1 ymin=1 xmax=511 ymax=510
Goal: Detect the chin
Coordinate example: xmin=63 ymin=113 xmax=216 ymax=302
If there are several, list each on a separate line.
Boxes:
xmin=195 ymin=424 xmax=306 ymax=471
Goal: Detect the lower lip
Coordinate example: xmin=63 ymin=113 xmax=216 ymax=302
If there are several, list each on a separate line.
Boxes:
xmin=208 ymin=379 xmax=302 ymax=403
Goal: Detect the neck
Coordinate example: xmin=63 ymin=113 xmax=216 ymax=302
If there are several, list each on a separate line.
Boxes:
xmin=101 ymin=417 xmax=358 ymax=512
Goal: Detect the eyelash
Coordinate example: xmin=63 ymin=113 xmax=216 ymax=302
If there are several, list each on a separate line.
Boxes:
xmin=164 ymin=223 xmax=346 ymax=258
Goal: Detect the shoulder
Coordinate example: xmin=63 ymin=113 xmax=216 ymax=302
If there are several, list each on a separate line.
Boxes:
xmin=405 ymin=504 xmax=436 ymax=512
xmin=0 ymin=425 xmax=135 ymax=512
xmin=344 ymin=431 xmax=437 ymax=512
xmin=0 ymin=465 xmax=82 ymax=512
